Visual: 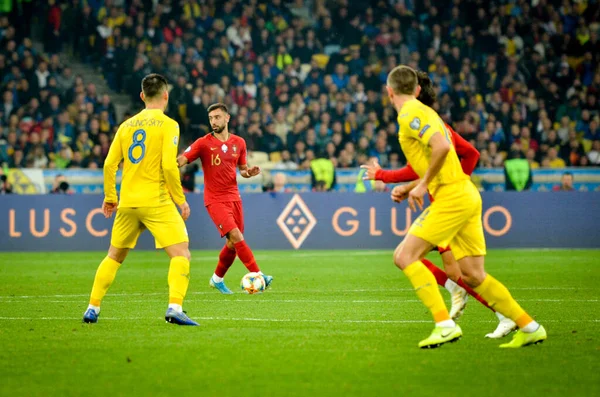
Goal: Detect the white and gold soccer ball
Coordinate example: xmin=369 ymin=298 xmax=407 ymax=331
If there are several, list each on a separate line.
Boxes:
xmin=240 ymin=272 xmax=266 ymax=294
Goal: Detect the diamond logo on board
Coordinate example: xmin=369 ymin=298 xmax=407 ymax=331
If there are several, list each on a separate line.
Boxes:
xmin=276 ymin=194 xmax=317 ymax=249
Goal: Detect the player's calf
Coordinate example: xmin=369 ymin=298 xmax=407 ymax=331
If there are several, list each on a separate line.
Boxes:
xmin=394 ymin=236 xmax=456 ymax=347
xmin=165 ymin=243 xmax=192 ymax=314
xmin=225 ymin=229 xmax=273 ymax=289
xmin=83 ymin=247 xmax=127 ymax=323
xmin=213 ymin=243 xmax=236 ymax=279
xmin=439 ymin=250 xmax=462 ymax=282
xmin=456 ymin=259 xmax=487 ymax=288
xmin=227 ymin=229 xmax=260 ymax=272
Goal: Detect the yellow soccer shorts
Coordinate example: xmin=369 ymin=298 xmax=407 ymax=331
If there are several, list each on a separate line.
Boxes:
xmin=111 ymin=204 xmax=188 ymax=249
xmin=409 ymin=180 xmax=487 ymax=261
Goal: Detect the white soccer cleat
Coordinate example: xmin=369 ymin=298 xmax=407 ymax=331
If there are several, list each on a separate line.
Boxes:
xmin=449 ymin=287 xmax=468 ymax=320
xmin=485 ymin=317 xmax=518 ymax=339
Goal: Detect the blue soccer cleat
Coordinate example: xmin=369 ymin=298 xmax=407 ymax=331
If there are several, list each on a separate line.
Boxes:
xmin=164 ymin=308 xmax=199 ymax=326
xmin=263 ymin=274 xmax=273 ymax=289
xmin=83 ymin=308 xmax=99 ymax=324
xmin=209 ymin=278 xmax=234 ymax=294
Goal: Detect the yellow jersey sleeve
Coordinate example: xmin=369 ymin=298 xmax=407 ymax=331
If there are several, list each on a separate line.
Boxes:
xmin=398 ymin=100 xmax=468 ymax=195
xmin=103 ymin=126 xmax=123 ymax=203
xmin=162 ymin=121 xmax=186 ymax=206
xmin=400 ymin=106 xmax=438 ymax=145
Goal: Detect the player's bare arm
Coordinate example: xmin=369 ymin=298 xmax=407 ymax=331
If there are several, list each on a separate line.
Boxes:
xmin=102 ymin=201 xmax=118 ymax=218
xmin=408 ymin=132 xmax=450 ymax=212
xmin=239 ymin=163 xmax=261 ymax=178
xmin=177 ymin=155 xmax=189 ymax=167
xmin=179 ymin=137 xmax=202 ymax=168
xmin=362 ymin=158 xmax=421 ymax=184
xmin=162 ymin=122 xmax=190 ymax=220
xmin=102 ymin=128 xmax=123 ymax=218
xmin=175 ymin=153 xmax=192 ymax=219
xmin=178 ymin=201 xmax=190 ymax=221
xmin=360 ymin=158 xmax=381 ymax=180
xmin=391 ymin=180 xmax=419 ymax=203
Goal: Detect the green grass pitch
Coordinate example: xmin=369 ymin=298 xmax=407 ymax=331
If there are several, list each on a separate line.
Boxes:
xmin=0 ymin=249 xmax=599 ymax=397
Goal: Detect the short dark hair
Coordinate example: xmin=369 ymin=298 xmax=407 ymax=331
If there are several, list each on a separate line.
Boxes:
xmin=416 ymin=71 xmax=437 ymax=107
xmin=387 ymin=65 xmax=418 ymax=95
xmin=141 ymin=73 xmax=168 ymax=99
xmin=207 ymin=102 xmax=229 ymax=114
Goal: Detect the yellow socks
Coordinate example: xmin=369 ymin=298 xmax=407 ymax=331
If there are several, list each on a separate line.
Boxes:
xmin=475 ymin=275 xmax=534 ymax=328
xmin=89 ymin=256 xmax=121 ymax=307
xmin=89 ymin=256 xmax=191 ymax=313
xmin=168 ymin=256 xmax=190 ymax=306
xmin=404 ymin=261 xmax=451 ymax=323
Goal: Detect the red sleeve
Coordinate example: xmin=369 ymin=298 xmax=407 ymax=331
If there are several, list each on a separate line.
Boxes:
xmin=238 ymin=138 xmax=247 ymax=166
xmin=374 ymin=164 xmax=419 ymax=183
xmin=183 ymin=138 xmax=203 ymax=163
xmin=49 ymin=7 xmax=61 ymax=31
xmin=450 ymin=127 xmax=480 ymax=176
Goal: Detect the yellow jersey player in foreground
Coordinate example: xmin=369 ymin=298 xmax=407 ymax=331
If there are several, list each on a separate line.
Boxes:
xmin=387 ymin=66 xmax=546 ymax=348
xmin=83 ymin=74 xmax=198 ymax=326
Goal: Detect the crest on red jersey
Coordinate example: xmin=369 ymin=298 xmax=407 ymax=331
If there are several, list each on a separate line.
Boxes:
xmin=232 ymin=144 xmax=237 ymax=153
xmin=221 ymin=144 xmax=228 ymax=153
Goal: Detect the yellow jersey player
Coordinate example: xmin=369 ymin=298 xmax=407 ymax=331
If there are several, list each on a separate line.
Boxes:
xmin=387 ymin=65 xmax=546 ymax=348
xmin=82 ymin=73 xmax=198 ymax=326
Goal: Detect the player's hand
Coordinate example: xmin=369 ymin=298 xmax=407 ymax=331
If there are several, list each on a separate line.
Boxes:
xmin=102 ymin=201 xmax=117 ymax=218
xmin=391 ymin=185 xmax=410 ymax=203
xmin=179 ymin=201 xmax=190 ymax=221
xmin=247 ymin=166 xmax=261 ymax=177
xmin=360 ymin=158 xmax=381 ymax=180
xmin=407 ymin=182 xmax=427 ymax=212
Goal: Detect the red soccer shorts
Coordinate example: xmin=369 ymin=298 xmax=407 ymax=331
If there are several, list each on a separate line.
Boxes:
xmin=206 ymin=201 xmax=245 ymax=238
xmin=438 ymin=245 xmax=452 ymax=254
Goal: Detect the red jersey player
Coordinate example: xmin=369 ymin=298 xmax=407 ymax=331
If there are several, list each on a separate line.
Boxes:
xmin=362 ymin=71 xmax=517 ymax=339
xmin=177 ymin=103 xmax=272 ymax=294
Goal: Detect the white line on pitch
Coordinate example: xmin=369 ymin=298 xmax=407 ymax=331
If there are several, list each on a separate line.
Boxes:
xmin=0 ymin=299 xmax=597 ymax=304
xmin=0 ymin=287 xmax=592 ymax=300
xmin=0 ymin=316 xmax=598 ymax=324
xmin=190 ymin=251 xmax=391 ymax=261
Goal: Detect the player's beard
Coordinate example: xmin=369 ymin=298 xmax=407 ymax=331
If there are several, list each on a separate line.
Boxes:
xmin=212 ymin=125 xmax=226 ymax=134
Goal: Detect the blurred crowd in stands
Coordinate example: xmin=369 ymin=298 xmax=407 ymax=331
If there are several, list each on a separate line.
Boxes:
xmin=0 ymin=0 xmax=599 ymax=179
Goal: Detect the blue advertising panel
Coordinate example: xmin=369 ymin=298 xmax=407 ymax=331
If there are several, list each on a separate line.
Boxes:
xmin=36 ymin=168 xmax=600 ymax=193
xmin=0 ymin=192 xmax=598 ymax=251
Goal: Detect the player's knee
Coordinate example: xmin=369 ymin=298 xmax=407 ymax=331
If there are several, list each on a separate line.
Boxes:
xmin=177 ymin=244 xmax=191 ymax=262
xmin=393 ymin=247 xmax=402 ymax=269
xmin=442 ymin=260 xmax=462 ymax=282
xmin=165 ymin=242 xmax=191 ymax=261
xmin=460 ymin=268 xmax=486 ymax=288
xmin=225 ymin=238 xmax=235 ymax=250
xmin=108 ymin=246 xmax=128 ymax=263
xmin=227 ymin=228 xmax=244 ymax=244
xmin=393 ymin=246 xmax=413 ymax=270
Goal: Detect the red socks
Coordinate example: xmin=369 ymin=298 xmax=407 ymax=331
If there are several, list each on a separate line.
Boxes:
xmin=421 ymin=258 xmax=449 ymax=287
xmin=457 ymin=278 xmax=495 ymax=312
xmin=234 ymin=240 xmax=260 ymax=273
xmin=215 ymin=245 xmax=237 ymax=278
xmin=422 ymin=258 xmax=495 ymax=312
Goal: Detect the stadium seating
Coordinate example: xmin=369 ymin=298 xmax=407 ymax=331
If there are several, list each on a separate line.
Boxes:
xmin=0 ymin=0 xmax=598 ymax=194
